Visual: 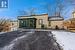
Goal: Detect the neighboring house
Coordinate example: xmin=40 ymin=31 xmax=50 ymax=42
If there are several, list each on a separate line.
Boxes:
xmin=18 ymin=14 xmax=64 ymax=29
xmin=2 ymin=21 xmax=11 ymax=32
xmin=0 ymin=19 xmax=18 ymax=32
xmin=64 ymin=11 xmax=75 ymax=31
xmin=10 ymin=21 xmax=18 ymax=31
xmin=0 ymin=20 xmax=11 ymax=32
xmin=64 ymin=18 xmax=75 ymax=29
xmin=48 ymin=16 xmax=64 ymax=29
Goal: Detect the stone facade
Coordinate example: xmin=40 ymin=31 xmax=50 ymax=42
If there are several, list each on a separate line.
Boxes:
xmin=48 ymin=16 xmax=64 ymax=29
xmin=33 ymin=14 xmax=48 ymax=28
xmin=48 ymin=21 xmax=64 ymax=29
xmin=18 ymin=14 xmax=64 ymax=29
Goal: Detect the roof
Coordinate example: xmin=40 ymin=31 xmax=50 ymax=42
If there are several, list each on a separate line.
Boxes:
xmin=31 ymin=14 xmax=48 ymax=16
xmin=18 ymin=17 xmax=36 ymax=20
xmin=48 ymin=16 xmax=64 ymax=21
xmin=18 ymin=13 xmax=48 ymax=19
xmin=69 ymin=18 xmax=75 ymax=21
xmin=18 ymin=13 xmax=48 ymax=17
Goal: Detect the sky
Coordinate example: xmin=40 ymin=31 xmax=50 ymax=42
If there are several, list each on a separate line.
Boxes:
xmin=0 ymin=0 xmax=74 ymax=20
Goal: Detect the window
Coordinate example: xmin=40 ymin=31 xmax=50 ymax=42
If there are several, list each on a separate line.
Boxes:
xmin=21 ymin=21 xmax=23 ymax=23
xmin=39 ymin=19 xmax=43 ymax=25
xmin=49 ymin=21 xmax=51 ymax=26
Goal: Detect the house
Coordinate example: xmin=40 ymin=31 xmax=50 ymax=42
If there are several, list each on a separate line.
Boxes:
xmin=48 ymin=16 xmax=64 ymax=29
xmin=18 ymin=14 xmax=48 ymax=29
xmin=18 ymin=14 xmax=64 ymax=29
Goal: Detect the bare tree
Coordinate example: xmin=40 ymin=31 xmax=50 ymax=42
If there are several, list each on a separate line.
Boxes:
xmin=0 ymin=19 xmax=11 ymax=32
xmin=18 ymin=7 xmax=37 ymax=16
xmin=45 ymin=3 xmax=53 ymax=16
xmin=40 ymin=1 xmax=64 ymax=16
xmin=68 ymin=0 xmax=75 ymax=9
xmin=29 ymin=8 xmax=37 ymax=15
xmin=18 ymin=10 xmax=29 ymax=16
xmin=55 ymin=0 xmax=64 ymax=16
xmin=39 ymin=2 xmax=53 ymax=16
xmin=65 ymin=0 xmax=75 ymax=10
xmin=66 ymin=0 xmax=75 ymax=5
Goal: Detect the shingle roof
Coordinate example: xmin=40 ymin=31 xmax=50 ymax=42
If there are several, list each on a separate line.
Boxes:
xmin=48 ymin=16 xmax=64 ymax=21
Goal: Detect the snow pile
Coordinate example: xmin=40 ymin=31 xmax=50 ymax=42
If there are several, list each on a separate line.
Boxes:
xmin=11 ymin=27 xmax=18 ymax=31
xmin=0 ymin=32 xmax=6 ymax=34
xmin=52 ymin=31 xmax=75 ymax=50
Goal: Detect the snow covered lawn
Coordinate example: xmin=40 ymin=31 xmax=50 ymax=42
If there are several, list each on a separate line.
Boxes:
xmin=52 ymin=31 xmax=75 ymax=50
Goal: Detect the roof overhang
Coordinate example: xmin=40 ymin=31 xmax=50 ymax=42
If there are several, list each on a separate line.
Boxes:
xmin=48 ymin=17 xmax=64 ymax=21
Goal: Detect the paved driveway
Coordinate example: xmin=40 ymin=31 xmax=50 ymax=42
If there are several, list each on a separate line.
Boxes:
xmin=0 ymin=30 xmax=62 ymax=50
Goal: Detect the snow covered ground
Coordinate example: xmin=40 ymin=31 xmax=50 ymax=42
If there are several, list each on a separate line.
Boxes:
xmin=52 ymin=31 xmax=75 ymax=50
xmin=0 ymin=32 xmax=6 ymax=34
